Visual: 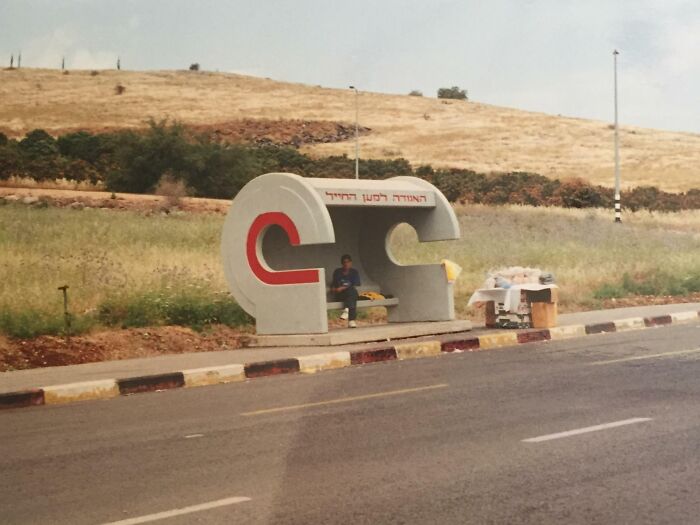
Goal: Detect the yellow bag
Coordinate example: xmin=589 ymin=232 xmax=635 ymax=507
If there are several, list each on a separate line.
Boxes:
xmin=359 ymin=291 xmax=385 ymax=301
xmin=442 ymin=259 xmax=462 ymax=283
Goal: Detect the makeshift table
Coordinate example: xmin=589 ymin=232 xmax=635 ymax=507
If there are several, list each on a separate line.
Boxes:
xmin=468 ymin=284 xmax=558 ymax=328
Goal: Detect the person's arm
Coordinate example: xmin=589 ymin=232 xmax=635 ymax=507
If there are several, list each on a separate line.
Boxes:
xmin=352 ymin=269 xmax=361 ymax=287
xmin=331 ymin=269 xmax=347 ymax=293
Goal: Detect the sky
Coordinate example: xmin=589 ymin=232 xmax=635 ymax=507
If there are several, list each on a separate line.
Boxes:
xmin=1 ymin=0 xmax=699 ymax=133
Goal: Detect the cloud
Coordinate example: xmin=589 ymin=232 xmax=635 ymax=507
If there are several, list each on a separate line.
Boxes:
xmin=22 ymin=28 xmax=74 ymax=68
xmin=71 ymin=49 xmax=118 ymax=69
xmin=18 ymin=27 xmax=117 ymax=70
xmin=656 ymin=15 xmax=700 ymax=75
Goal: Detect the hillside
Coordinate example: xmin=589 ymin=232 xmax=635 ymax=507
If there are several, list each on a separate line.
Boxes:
xmin=1 ymin=68 xmax=700 ymax=191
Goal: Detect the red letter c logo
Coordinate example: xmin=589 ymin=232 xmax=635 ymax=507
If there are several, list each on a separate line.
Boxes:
xmin=246 ymin=212 xmax=320 ymax=285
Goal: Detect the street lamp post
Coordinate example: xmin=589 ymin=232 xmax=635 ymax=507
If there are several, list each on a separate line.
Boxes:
xmin=349 ymin=85 xmax=359 ymax=179
xmin=613 ymin=49 xmax=621 ymax=223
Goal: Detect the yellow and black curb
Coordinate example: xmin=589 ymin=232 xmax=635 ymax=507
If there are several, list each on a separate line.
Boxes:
xmin=2 ymin=310 xmax=699 ymax=412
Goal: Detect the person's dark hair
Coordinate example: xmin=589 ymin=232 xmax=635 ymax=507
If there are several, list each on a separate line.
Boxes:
xmin=341 ymin=254 xmax=352 ymax=263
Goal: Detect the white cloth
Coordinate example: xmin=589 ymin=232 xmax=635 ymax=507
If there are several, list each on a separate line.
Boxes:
xmin=468 ymin=284 xmax=558 ymax=313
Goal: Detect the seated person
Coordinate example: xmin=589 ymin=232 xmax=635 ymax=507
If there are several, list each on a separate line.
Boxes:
xmin=331 ymin=254 xmax=361 ymax=328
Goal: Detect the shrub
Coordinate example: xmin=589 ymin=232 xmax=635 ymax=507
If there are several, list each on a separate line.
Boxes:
xmin=7 ymin=124 xmax=700 ymax=212
xmin=155 ymin=172 xmax=190 ymax=208
xmin=408 ymin=90 xmax=423 ymax=97
xmin=0 ymin=309 xmax=95 ymax=339
xmin=552 ymin=178 xmax=607 ymax=208
xmin=437 ymin=86 xmax=468 ymax=100
xmin=57 ymin=131 xmax=104 ymax=164
xmin=0 ymin=140 xmax=22 ymax=180
xmin=430 ymin=169 xmax=485 ymax=202
xmin=98 ymin=291 xmax=252 ymax=331
xmin=115 ymin=83 xmax=126 ymax=95
xmin=182 ymin=141 xmax=261 ymax=198
xmin=189 ymin=63 xmax=200 ymax=71
xmin=105 ymin=120 xmax=191 ymax=194
xmin=18 ymin=129 xmax=58 ymax=159
xmin=16 ymin=129 xmax=61 ymax=180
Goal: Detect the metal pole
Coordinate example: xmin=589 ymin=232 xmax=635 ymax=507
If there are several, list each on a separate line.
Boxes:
xmin=613 ymin=49 xmax=621 ymax=223
xmin=349 ymin=85 xmax=359 ymax=179
xmin=57 ymin=285 xmax=71 ymax=339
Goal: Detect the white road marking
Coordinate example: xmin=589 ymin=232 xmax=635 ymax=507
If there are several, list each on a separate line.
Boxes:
xmin=241 ymin=383 xmax=449 ymax=416
xmin=101 ymin=496 xmax=251 ymax=525
xmin=523 ymin=418 xmax=652 ymax=443
xmin=184 ymin=433 xmax=204 ymax=439
xmin=590 ymin=347 xmax=700 ymax=365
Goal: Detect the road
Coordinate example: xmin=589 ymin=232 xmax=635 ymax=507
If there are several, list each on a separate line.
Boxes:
xmin=2 ymin=324 xmax=700 ymax=524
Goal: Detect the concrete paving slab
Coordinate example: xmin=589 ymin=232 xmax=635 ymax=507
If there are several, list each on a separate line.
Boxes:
xmin=250 ymin=319 xmax=474 ymax=346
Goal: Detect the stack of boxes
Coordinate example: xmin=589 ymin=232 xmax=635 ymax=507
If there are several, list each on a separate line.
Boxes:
xmin=484 ymin=287 xmax=558 ymax=329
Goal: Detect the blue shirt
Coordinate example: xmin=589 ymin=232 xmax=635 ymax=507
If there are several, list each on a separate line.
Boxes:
xmin=332 ymin=268 xmax=361 ymax=289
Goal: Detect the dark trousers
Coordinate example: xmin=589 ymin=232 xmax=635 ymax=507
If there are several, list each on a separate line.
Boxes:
xmin=335 ymin=287 xmax=358 ymax=321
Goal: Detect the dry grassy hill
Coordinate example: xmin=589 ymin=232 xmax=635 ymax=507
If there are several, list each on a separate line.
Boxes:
xmin=2 ymin=68 xmax=700 ymax=191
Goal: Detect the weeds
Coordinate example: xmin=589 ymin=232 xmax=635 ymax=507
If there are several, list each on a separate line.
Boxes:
xmin=98 ymin=290 xmax=251 ymax=331
xmin=594 ymin=270 xmax=700 ymax=299
xmin=0 ymin=309 xmax=96 ymax=339
xmin=1 ymin=202 xmax=699 ymax=338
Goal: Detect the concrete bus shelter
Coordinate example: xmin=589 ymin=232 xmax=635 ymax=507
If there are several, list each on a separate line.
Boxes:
xmin=221 ymin=173 xmax=467 ymax=340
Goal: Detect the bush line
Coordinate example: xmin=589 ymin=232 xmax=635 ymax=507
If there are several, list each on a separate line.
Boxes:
xmin=1 ymin=122 xmax=699 ymax=212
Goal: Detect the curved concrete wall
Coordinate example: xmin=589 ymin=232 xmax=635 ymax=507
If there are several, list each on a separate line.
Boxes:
xmin=221 ymin=173 xmax=460 ymax=335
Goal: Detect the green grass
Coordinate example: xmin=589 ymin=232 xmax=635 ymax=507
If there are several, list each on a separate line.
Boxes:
xmin=593 ymin=271 xmax=700 ymax=299
xmin=0 ymin=203 xmax=237 ymax=337
xmin=389 ymin=205 xmax=700 ymax=317
xmin=98 ymin=290 xmax=251 ymax=331
xmin=1 ymin=202 xmax=699 ymax=338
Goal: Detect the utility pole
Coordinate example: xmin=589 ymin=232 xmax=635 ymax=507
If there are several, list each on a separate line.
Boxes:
xmin=349 ymin=85 xmax=359 ymax=179
xmin=613 ymin=49 xmax=621 ymax=223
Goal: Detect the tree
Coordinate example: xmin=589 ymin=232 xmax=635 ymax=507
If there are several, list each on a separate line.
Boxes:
xmin=182 ymin=142 xmax=260 ymax=199
xmin=408 ymin=90 xmax=423 ymax=97
xmin=57 ymin=131 xmax=103 ymax=164
xmin=18 ymin=129 xmax=58 ymax=159
xmin=0 ymin=140 xmax=22 ymax=180
xmin=189 ymin=63 xmax=200 ymax=71
xmin=437 ymin=86 xmax=468 ymax=100
xmin=17 ymin=129 xmax=61 ymax=180
xmin=105 ymin=121 xmax=192 ymax=194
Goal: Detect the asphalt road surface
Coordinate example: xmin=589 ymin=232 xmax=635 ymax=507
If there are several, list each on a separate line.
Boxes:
xmin=2 ymin=324 xmax=700 ymax=524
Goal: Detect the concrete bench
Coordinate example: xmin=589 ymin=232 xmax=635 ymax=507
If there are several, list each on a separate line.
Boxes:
xmin=326 ymin=297 xmax=400 ymax=310
xmin=326 ymin=286 xmax=399 ymax=310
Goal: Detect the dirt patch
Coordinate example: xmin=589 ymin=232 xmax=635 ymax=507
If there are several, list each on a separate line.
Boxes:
xmin=0 ymin=308 xmax=388 ymax=372
xmin=0 ymin=187 xmax=230 ymax=214
xmin=189 ymin=118 xmax=370 ymax=147
xmin=0 ymin=325 xmax=252 ymax=372
xmin=17 ymin=118 xmax=370 ymax=149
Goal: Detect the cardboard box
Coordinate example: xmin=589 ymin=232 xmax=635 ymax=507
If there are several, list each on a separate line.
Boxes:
xmin=526 ymin=287 xmax=558 ymax=304
xmin=531 ymin=302 xmax=558 ymax=328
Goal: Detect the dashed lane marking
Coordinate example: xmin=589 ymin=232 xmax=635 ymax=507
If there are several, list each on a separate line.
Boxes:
xmin=101 ymin=496 xmax=251 ymax=525
xmin=589 ymin=347 xmax=700 ymax=365
xmin=522 ymin=418 xmax=652 ymax=443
